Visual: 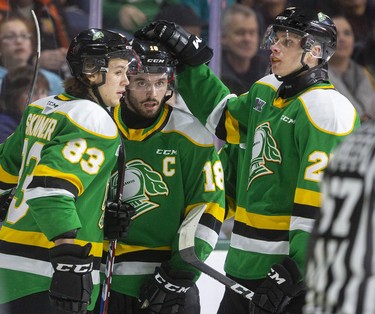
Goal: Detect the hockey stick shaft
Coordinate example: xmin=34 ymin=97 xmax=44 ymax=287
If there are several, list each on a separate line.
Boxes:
xmin=100 ymin=137 xmax=127 ymax=314
xmin=99 ymin=239 xmax=117 ymax=314
xmin=178 ymin=205 xmax=254 ymax=301
xmin=26 ymin=10 xmax=41 ymax=106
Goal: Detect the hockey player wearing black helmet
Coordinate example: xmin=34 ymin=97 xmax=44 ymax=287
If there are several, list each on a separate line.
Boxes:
xmin=0 ymin=28 xmax=137 ymax=314
xmin=135 ymin=6 xmax=360 ymax=314
xmin=92 ymin=38 xmax=225 ymax=314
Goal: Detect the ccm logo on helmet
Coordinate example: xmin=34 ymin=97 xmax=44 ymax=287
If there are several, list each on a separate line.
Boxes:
xmin=147 ymin=58 xmax=164 ymax=63
xmin=55 ymin=262 xmax=93 ymax=273
xmin=155 ymin=272 xmax=191 ymax=293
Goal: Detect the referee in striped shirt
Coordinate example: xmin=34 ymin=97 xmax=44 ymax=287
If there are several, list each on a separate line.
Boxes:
xmin=305 ymin=121 xmax=375 ymax=314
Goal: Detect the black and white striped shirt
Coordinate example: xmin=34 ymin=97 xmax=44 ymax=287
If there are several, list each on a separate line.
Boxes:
xmin=304 ymin=121 xmax=375 ymax=314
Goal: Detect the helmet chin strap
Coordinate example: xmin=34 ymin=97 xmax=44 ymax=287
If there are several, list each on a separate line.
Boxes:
xmin=92 ymin=72 xmax=109 ymax=111
xmin=160 ymin=90 xmax=174 ymax=107
xmin=276 ymin=51 xmax=309 ymax=82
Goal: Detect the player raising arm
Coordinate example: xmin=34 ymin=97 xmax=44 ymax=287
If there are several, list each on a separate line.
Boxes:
xmin=135 ymin=7 xmax=360 ymax=314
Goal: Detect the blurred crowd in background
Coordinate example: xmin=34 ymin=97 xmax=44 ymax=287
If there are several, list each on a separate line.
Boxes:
xmin=1 ymin=0 xmax=375 ymax=141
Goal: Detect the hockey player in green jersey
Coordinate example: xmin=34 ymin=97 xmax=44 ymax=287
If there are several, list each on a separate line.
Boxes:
xmin=92 ymin=39 xmax=225 ymax=314
xmin=0 ymin=28 xmax=137 ymax=313
xmin=135 ymin=6 xmax=361 ymax=314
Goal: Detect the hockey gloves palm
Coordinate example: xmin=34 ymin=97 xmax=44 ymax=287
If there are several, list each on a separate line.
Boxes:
xmin=49 ymin=243 xmax=94 ymax=313
xmin=134 ymin=20 xmax=213 ymax=67
xmin=138 ymin=262 xmax=195 ymax=314
xmin=104 ymin=201 xmax=136 ymax=240
xmin=249 ymin=257 xmax=306 ymax=314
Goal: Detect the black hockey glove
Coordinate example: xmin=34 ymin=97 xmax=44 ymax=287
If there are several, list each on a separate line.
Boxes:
xmin=104 ymin=201 xmax=136 ymax=240
xmin=134 ymin=20 xmax=213 ymax=66
xmin=249 ymin=257 xmax=307 ymax=314
xmin=49 ymin=243 xmax=94 ymax=313
xmin=138 ymin=262 xmax=195 ymax=314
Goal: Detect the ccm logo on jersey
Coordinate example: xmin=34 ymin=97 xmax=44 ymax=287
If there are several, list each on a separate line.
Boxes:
xmin=155 ymin=273 xmax=191 ymax=293
xmin=156 ymin=149 xmax=177 ymax=155
xmin=55 ymin=262 xmax=93 ymax=273
xmin=280 ymin=115 xmax=296 ymax=124
xmin=268 ymin=267 xmax=286 ymax=285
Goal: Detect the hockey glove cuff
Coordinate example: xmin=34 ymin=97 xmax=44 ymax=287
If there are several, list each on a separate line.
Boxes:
xmin=249 ymin=257 xmax=307 ymax=314
xmin=49 ymin=243 xmax=94 ymax=313
xmin=138 ymin=262 xmax=195 ymax=314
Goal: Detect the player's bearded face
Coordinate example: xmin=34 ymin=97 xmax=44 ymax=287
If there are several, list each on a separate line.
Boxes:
xmin=125 ymin=73 xmax=169 ymax=118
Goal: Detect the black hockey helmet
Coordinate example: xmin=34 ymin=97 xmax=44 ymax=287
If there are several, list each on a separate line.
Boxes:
xmin=131 ymin=38 xmax=176 ymax=85
xmin=261 ymin=7 xmax=337 ymax=63
xmin=66 ymin=28 xmax=138 ymax=78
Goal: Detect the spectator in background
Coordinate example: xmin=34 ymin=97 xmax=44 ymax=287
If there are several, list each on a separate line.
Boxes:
xmin=0 ymin=0 xmax=71 ymax=78
xmin=56 ymin=0 xmax=90 ymax=40
xmin=181 ymin=0 xmax=235 ymax=42
xmin=0 ymin=65 xmax=49 ymax=143
xmin=0 ymin=14 xmax=64 ymax=95
xmin=357 ymin=26 xmax=375 ymax=89
xmin=253 ymin=0 xmax=291 ymax=37
xmin=220 ymin=4 xmax=268 ymax=95
xmin=154 ymin=3 xmax=207 ymax=38
xmin=328 ymin=15 xmax=375 ymax=122
xmin=102 ymin=0 xmax=179 ymax=38
xmin=0 ymin=0 xmax=8 ymax=23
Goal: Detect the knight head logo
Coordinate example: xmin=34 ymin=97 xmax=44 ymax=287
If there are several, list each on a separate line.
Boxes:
xmin=248 ymin=122 xmax=282 ymax=189
xmin=109 ymin=159 xmax=169 ymax=218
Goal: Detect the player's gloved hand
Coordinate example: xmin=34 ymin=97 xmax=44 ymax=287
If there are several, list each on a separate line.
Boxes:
xmin=49 ymin=243 xmax=94 ymax=313
xmin=138 ymin=262 xmax=195 ymax=314
xmin=249 ymin=257 xmax=306 ymax=314
xmin=104 ymin=201 xmax=136 ymax=240
xmin=134 ymin=20 xmax=213 ymax=66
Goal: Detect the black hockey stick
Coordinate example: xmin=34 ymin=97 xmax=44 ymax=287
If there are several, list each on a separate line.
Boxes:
xmin=100 ymin=137 xmax=127 ymax=314
xmin=178 ymin=205 xmax=254 ymax=300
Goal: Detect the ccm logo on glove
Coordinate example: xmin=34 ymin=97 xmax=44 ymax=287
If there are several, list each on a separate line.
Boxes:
xmin=55 ymin=262 xmax=93 ymax=273
xmin=268 ymin=267 xmax=286 ymax=285
xmin=155 ymin=271 xmax=191 ymax=293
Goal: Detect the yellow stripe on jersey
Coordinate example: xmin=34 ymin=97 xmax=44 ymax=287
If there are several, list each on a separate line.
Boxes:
xmin=225 ymin=110 xmax=240 ymax=144
xmin=34 ymin=164 xmax=84 ymax=196
xmin=0 ymin=164 xmax=18 ymax=184
xmin=104 ymin=241 xmax=171 ymax=255
xmin=114 ymin=104 xmax=170 ymax=141
xmin=294 ymin=188 xmax=321 ymax=207
xmin=0 ymin=226 xmax=103 ymax=257
xmin=236 ymin=206 xmax=290 ymax=230
xmin=184 ymin=203 xmax=224 ymax=222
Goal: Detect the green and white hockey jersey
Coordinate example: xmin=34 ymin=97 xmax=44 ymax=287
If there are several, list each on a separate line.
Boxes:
xmin=0 ymin=94 xmax=120 ymax=310
xmin=177 ymin=65 xmax=360 ymax=280
xmin=103 ymin=103 xmax=225 ymax=298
